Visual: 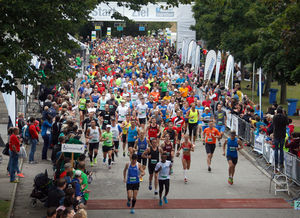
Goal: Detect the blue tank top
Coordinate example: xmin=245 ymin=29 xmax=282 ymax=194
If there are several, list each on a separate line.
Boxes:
xmin=127 ymin=163 xmax=139 ymax=184
xmin=182 ymin=107 xmax=190 ymax=117
xmin=227 ymin=137 xmax=238 ymax=158
xmin=91 ymin=95 xmax=100 ymax=103
xmin=128 ymin=127 xmax=138 ymax=142
xmin=137 ymin=138 xmax=147 ymax=155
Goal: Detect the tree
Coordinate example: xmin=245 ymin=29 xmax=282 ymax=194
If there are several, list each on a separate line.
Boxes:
xmin=0 ymin=0 xmax=189 ymax=98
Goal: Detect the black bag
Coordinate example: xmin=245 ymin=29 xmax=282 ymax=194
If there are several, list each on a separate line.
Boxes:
xmin=2 ymin=143 xmax=9 ymax=156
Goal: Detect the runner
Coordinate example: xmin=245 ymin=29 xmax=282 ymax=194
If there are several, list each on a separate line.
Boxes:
xmin=201 ymin=107 xmax=212 ymax=145
xmin=99 ymin=104 xmax=114 ymax=130
xmin=85 ymin=120 xmax=101 ymax=167
xmin=142 ymin=138 xmax=162 ymax=195
xmin=162 ymin=121 xmax=177 ymax=151
xmin=111 ymin=118 xmax=122 ymax=163
xmin=101 ymin=125 xmax=113 ymax=169
xmin=134 ymin=131 xmax=149 ymax=181
xmin=136 ymin=97 xmax=148 ymax=129
xmin=176 ymin=134 xmax=195 ymax=183
xmin=186 ymin=103 xmax=200 ymax=143
xmin=214 ymin=104 xmax=227 ymax=147
xmin=116 ymin=100 xmax=130 ymax=124
xmin=155 ymin=153 xmax=172 ymax=206
xmin=161 ymin=134 xmax=175 ymax=173
xmin=78 ymin=93 xmax=87 ymax=126
xmin=203 ymin=121 xmax=221 ymax=172
xmin=172 ymin=110 xmax=185 ymax=150
xmin=123 ymin=154 xmax=145 ymax=214
xmin=127 ymin=120 xmax=138 ymax=158
xmin=147 ymin=118 xmax=160 ymax=141
xmin=223 ymin=130 xmax=243 ymax=185
xmin=195 ymin=100 xmax=204 ymax=140
xmin=121 ymin=115 xmax=131 ymax=157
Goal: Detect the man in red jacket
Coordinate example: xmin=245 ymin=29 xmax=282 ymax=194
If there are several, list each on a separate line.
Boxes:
xmin=28 ymin=117 xmax=39 ymax=164
xmin=9 ymin=127 xmax=21 ymax=183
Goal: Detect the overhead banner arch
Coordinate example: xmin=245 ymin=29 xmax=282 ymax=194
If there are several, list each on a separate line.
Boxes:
xmin=90 ymin=2 xmax=196 ymax=53
xmin=204 ymin=50 xmax=217 ymax=81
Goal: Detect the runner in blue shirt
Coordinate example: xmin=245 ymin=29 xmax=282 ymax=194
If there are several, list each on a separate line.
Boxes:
xmin=127 ymin=120 xmax=138 ymax=157
xmin=222 ymin=131 xmax=243 ymax=185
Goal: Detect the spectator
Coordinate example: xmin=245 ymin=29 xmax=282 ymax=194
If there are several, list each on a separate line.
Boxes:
xmin=285 ymin=132 xmax=300 ymax=157
xmin=46 ymin=207 xmax=57 ymax=218
xmin=28 ymin=117 xmax=39 ymax=164
xmin=9 ymin=127 xmax=20 ymax=183
xmin=47 ymin=178 xmax=66 ymax=208
xmin=273 ymin=107 xmax=289 ymax=171
xmin=41 ymin=115 xmax=53 ymax=160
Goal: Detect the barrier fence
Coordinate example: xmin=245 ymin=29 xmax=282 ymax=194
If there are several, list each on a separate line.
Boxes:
xmin=222 ymin=107 xmax=300 ymax=185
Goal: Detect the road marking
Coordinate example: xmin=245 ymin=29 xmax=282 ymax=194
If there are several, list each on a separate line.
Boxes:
xmin=87 ymin=198 xmax=291 ymax=210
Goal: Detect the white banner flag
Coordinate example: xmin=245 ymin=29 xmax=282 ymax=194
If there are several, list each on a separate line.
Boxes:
xmin=195 ymin=45 xmax=201 ymax=74
xmin=215 ymin=50 xmax=221 ymax=83
xmin=204 ymin=50 xmax=217 ymax=81
xmin=225 ymin=55 xmax=234 ymax=90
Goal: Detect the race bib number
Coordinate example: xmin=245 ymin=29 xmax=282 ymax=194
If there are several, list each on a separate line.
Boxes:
xmin=229 ymin=147 xmax=236 ymax=152
xmin=183 ymin=148 xmax=189 ymax=152
xmin=151 ymin=159 xmax=157 ymax=164
xmin=106 ymin=140 xmax=111 ymax=144
xmin=207 ymin=138 xmax=213 ymax=142
xmin=109 ymin=105 xmax=113 ymax=108
xmin=177 ymin=124 xmax=181 ymax=128
xmin=139 ymin=149 xmax=145 ymax=153
xmin=218 ymin=121 xmax=223 ymax=125
xmin=161 ymin=175 xmax=168 ymax=179
xmin=104 ymin=120 xmax=108 ymax=124
xmin=190 ymin=119 xmax=194 ymax=122
xmin=129 ymin=177 xmax=137 ymax=182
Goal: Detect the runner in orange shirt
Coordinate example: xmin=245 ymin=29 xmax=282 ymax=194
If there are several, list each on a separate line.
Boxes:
xmin=203 ymin=121 xmax=221 ymax=172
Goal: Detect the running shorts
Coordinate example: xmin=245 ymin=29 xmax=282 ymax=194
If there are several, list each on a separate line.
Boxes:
xmin=102 ymin=146 xmax=112 ymax=153
xmin=216 ymin=125 xmax=225 ymax=133
xmin=139 ymin=118 xmax=146 ymax=124
xmin=148 ymin=163 xmax=157 ymax=175
xmin=89 ymin=142 xmax=99 ymax=152
xmin=113 ymin=141 xmax=119 ymax=150
xmin=122 ymin=134 xmax=127 ymax=143
xmin=182 ymin=154 xmax=191 ymax=161
xmin=188 ymin=123 xmax=198 ymax=136
xmin=137 ymin=154 xmax=147 ymax=166
xmin=227 ymin=156 xmax=238 ymax=165
xmin=126 ymin=183 xmax=140 ymax=191
xmin=205 ymin=143 xmax=216 ymax=154
xmin=128 ymin=142 xmax=135 ymax=148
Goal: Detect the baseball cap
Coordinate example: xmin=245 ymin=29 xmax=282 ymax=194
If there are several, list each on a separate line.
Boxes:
xmin=174 ymin=89 xmax=178 ymax=92
xmin=75 ymin=170 xmax=82 ymax=177
xmin=106 ymin=125 xmax=111 ymax=128
xmin=205 ymin=107 xmax=210 ymax=110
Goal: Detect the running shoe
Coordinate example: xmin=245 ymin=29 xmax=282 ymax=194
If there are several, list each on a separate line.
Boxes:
xmin=219 ymin=142 xmax=221 ymax=147
xmin=130 ymin=208 xmax=135 ymax=214
xmin=17 ymin=173 xmax=24 ymax=178
xmin=103 ymin=158 xmax=106 ymax=163
xmin=90 ymin=162 xmax=94 ymax=167
xmin=10 ymin=180 xmax=19 ymax=183
xmin=154 ymin=191 xmax=158 ymax=195
xmin=115 ymin=152 xmax=118 ymax=157
xmin=159 ymin=199 xmax=163 ymax=206
xmin=127 ymin=200 xmax=131 ymax=207
xmin=228 ymin=177 xmax=233 ymax=185
xmin=139 ymin=177 xmax=143 ymax=182
xmin=163 ymin=196 xmax=168 ymax=204
xmin=208 ymin=166 xmax=211 ymax=172
xmin=184 ymin=178 xmax=188 ymax=184
xmin=123 ymin=152 xmax=125 ymax=157
xmin=108 ymin=165 xmax=111 ymax=169
xmin=127 ymin=151 xmax=130 ymax=156
xmin=94 ymin=157 xmax=97 ymax=164
xmin=149 ymin=184 xmax=152 ymax=190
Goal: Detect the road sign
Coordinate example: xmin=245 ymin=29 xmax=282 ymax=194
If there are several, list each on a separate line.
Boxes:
xmin=117 ymin=26 xmax=123 ymax=31
xmin=139 ymin=26 xmax=145 ymax=31
xmin=107 ymin=27 xmax=111 ymax=36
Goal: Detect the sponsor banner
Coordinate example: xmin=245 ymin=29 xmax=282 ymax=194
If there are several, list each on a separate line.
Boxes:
xmin=215 ymin=50 xmax=221 ymax=83
xmin=91 ymin=31 xmax=96 ymax=41
xmin=230 ymin=115 xmax=239 ymax=136
xmin=195 ymin=45 xmax=201 ymax=74
xmin=225 ymin=55 xmax=234 ymax=90
xmin=253 ymin=134 xmax=264 ymax=154
xmin=62 ymin=143 xmax=85 ymax=154
xmin=107 ymin=27 xmax=111 ymax=36
xmin=204 ymin=50 xmax=216 ymax=81
xmin=187 ymin=40 xmax=196 ymax=64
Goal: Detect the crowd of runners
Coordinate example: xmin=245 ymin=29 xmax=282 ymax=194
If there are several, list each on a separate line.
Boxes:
xmin=77 ymin=36 xmax=244 ymax=214
xmin=8 ymin=35 xmax=296 ymax=217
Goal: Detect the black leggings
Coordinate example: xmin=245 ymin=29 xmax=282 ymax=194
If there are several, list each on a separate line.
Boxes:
xmin=188 ymin=123 xmax=198 ymax=137
xmin=159 ymin=179 xmax=170 ymax=195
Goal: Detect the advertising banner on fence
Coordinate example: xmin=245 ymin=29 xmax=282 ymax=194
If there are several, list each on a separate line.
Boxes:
xmin=230 ymin=115 xmax=239 ymax=136
xmin=204 ymin=50 xmax=216 ymax=81
xmin=254 ymin=134 xmax=264 ymax=154
xmin=225 ymin=55 xmax=234 ymax=90
xmin=215 ymin=50 xmax=221 ymax=83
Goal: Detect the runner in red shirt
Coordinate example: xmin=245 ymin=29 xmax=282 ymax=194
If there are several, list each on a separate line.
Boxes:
xmin=176 ymin=134 xmax=194 ymax=183
xmin=146 ymin=118 xmax=160 ymax=141
xmin=171 ymin=110 xmax=185 ymax=150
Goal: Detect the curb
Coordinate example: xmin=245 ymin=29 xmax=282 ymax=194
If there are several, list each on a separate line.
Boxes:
xmin=7 ymin=145 xmax=26 ymax=218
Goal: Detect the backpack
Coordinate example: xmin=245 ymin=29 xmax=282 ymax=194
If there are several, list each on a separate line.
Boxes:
xmin=22 ymin=125 xmax=31 ymax=143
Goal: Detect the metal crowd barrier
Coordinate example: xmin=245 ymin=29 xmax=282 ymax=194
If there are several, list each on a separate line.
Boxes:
xmin=222 ymin=109 xmax=300 ymax=185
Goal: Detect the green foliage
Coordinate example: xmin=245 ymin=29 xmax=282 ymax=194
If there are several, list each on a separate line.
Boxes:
xmin=193 ymin=0 xmax=300 ymax=102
